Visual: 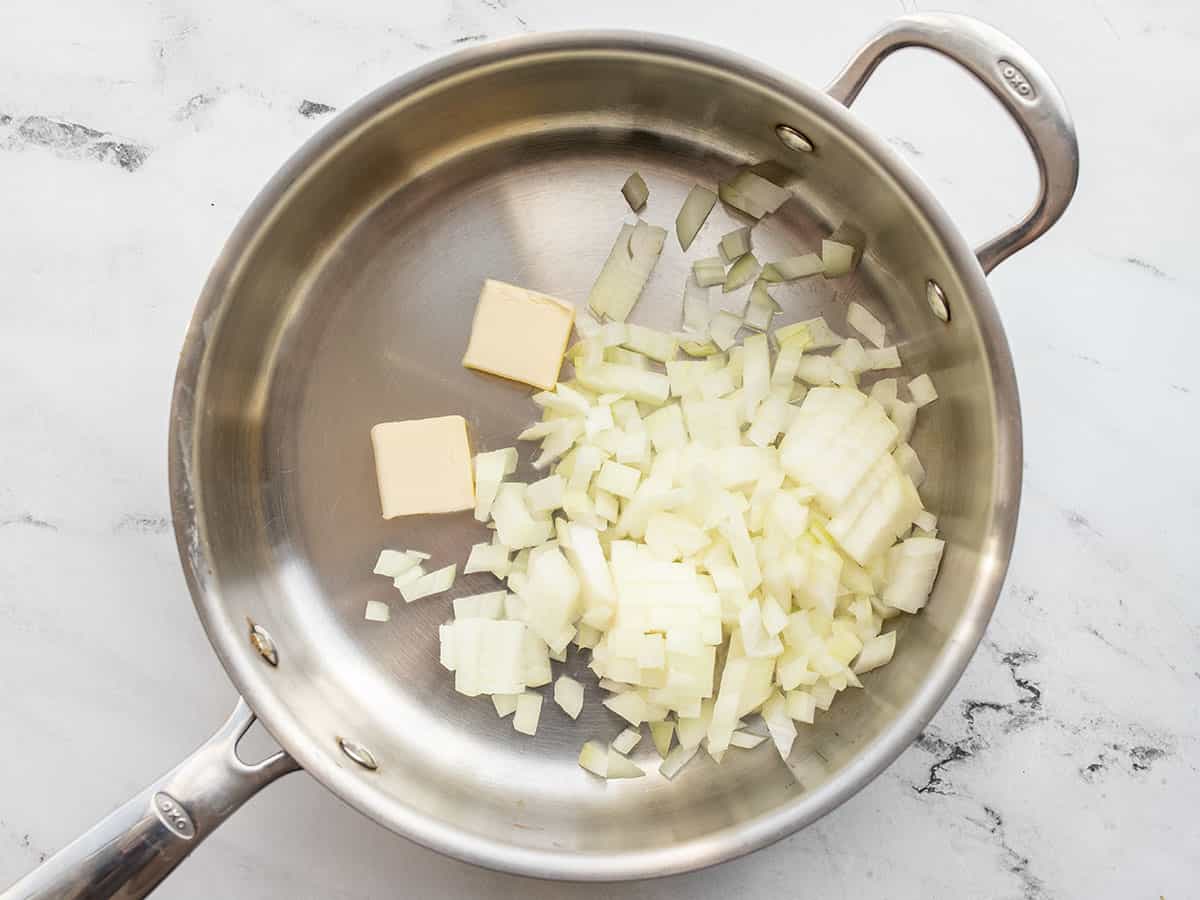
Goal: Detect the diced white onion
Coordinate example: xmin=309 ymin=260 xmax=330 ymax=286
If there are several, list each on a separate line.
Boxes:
xmin=719 ymin=227 xmax=752 ymax=262
xmin=907 ymin=373 xmax=938 ymax=407
xmin=719 ymin=171 xmax=791 ymax=219
xmin=364 ymin=600 xmax=390 ymax=622
xmin=761 ymin=253 xmax=823 ymax=283
xmin=373 ymin=549 xmax=429 ymax=578
xmin=708 ymin=311 xmax=742 ymax=351
xmin=723 ymin=253 xmax=761 ymax=293
xmin=852 ymin=630 xmax=896 ymax=674
xmin=621 ymin=172 xmax=648 ymax=211
xmin=611 ymin=727 xmax=642 ymax=754
xmin=821 ymin=239 xmax=857 ymax=278
xmin=493 ymin=693 xmax=519 ymax=717
xmin=398 ymin=564 xmax=456 ymax=603
xmin=693 ymin=257 xmax=726 ymax=288
xmin=676 ymin=185 xmax=717 ymax=251
xmin=588 ymin=222 xmax=666 ymax=322
xmin=513 ymin=692 xmax=543 ymax=735
xmin=846 ymin=301 xmax=886 ymax=348
xmin=554 ymin=675 xmax=585 ymax=719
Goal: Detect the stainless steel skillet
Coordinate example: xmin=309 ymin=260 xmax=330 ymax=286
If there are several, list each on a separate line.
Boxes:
xmin=5 ymin=13 xmax=1077 ymax=898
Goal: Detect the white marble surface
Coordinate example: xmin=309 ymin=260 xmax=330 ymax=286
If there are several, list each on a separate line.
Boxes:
xmin=1 ymin=0 xmax=1197 ymax=897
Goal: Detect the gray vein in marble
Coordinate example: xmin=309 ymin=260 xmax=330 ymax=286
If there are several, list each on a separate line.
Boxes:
xmin=112 ymin=514 xmax=171 ymax=535
xmin=974 ymin=806 xmax=1048 ymax=900
xmin=0 ymin=113 xmax=149 ymax=171
xmin=913 ymin=643 xmax=1043 ymax=794
xmin=887 ymin=136 xmax=923 ymax=156
xmin=298 ymin=100 xmax=337 ymax=119
xmin=174 ymin=93 xmax=218 ymax=121
xmin=0 ymin=513 xmax=56 ymax=531
xmin=1122 ymin=255 xmax=1168 ymax=278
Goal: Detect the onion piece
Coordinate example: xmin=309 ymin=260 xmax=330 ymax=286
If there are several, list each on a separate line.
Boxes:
xmin=846 ymin=302 xmax=886 ymax=348
xmin=579 ymin=740 xmax=609 ymax=776
xmin=785 ymin=690 xmax=816 ymax=723
xmin=398 ymin=564 xmax=456 ymax=603
xmin=576 ymin=363 xmax=670 ymax=405
xmin=675 ymin=185 xmax=718 ymax=250
xmin=679 ymin=338 xmax=722 ymax=357
xmin=719 ymin=227 xmax=752 ymax=263
xmin=588 ymin=223 xmax=666 ymax=322
xmin=622 ymin=323 xmax=678 ymax=363
xmin=526 ymin=474 xmax=565 ymax=513
xmin=393 ymin=564 xmax=426 ymax=590
xmin=649 ymin=720 xmax=674 ymax=757
xmin=718 ymin=170 xmax=791 ymax=219
xmin=869 ymin=377 xmax=898 ymax=406
xmin=621 ymin=172 xmax=649 ymax=211
xmin=853 ymin=630 xmax=896 ymax=674
xmin=693 ymin=257 xmax=726 ymax=288
xmin=373 ymin=549 xmax=429 ymax=578
xmin=364 ymin=600 xmax=390 ymax=622
xmin=821 ymin=239 xmax=857 ymax=278
xmin=907 ymin=373 xmax=938 ymax=407
xmin=464 ymin=542 xmax=512 ymax=578
xmin=492 ymin=693 xmax=519 ymax=717
xmin=913 ymin=509 xmax=937 ymax=532
xmin=659 ymin=743 xmax=699 ymax=779
xmin=453 ymin=590 xmax=506 ymax=619
xmin=473 ymin=448 xmax=519 ymax=522
xmin=779 ymin=317 xmax=841 ymax=349
xmin=863 ymin=346 xmax=901 ymax=371
xmin=611 ymin=727 xmax=642 ymax=754
xmin=606 ymin=747 xmax=646 ymax=779
xmin=682 ymin=276 xmax=712 ymax=334
xmin=603 ymin=690 xmax=647 ymax=725
xmin=708 ymin=311 xmax=742 ymax=351
xmin=743 ymin=281 xmax=780 ymax=332
xmin=554 ymin=675 xmax=585 ymax=719
xmin=730 ymin=730 xmax=766 ymax=749
xmin=723 ymin=252 xmax=761 ymax=294
xmin=761 ymin=253 xmax=823 ymax=283
xmin=513 ymin=692 xmax=543 ymax=735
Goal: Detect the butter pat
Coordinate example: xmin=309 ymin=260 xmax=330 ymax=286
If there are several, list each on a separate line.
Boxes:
xmin=370 ymin=416 xmax=474 ymax=518
xmin=462 ymin=279 xmax=575 ymax=390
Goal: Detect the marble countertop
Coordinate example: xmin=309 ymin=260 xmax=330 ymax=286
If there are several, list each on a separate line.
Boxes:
xmin=1 ymin=1 xmax=1196 ymax=897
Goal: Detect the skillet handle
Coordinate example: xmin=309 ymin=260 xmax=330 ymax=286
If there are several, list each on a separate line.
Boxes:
xmin=2 ymin=699 xmax=297 ymax=900
xmin=826 ymin=12 xmax=1079 ymax=274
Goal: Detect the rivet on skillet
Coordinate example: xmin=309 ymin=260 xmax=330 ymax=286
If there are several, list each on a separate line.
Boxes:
xmin=926 ymin=279 xmax=951 ymax=322
xmin=338 ymin=737 xmax=379 ymax=771
xmin=775 ymin=124 xmax=814 ymax=153
xmin=247 ymin=621 xmax=278 ymax=666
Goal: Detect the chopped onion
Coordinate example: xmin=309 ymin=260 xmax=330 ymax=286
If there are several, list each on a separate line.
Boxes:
xmin=821 ymin=239 xmax=857 ymax=278
xmin=883 ymin=537 xmax=944 ymax=613
xmin=729 ymin=730 xmax=766 ymax=749
xmin=723 ymin=252 xmax=761 ymax=293
xmin=623 ymin=323 xmax=678 ymax=363
xmin=526 ymin=474 xmax=565 ymax=513
xmin=453 ymin=591 xmax=506 ymax=619
xmin=743 ymin=281 xmax=780 ymax=332
xmin=576 ymin=362 xmax=670 ymax=405
xmin=364 ymin=600 xmax=390 ymax=622
xmin=493 ymin=693 xmax=519 ymax=717
xmin=681 ymin=276 xmax=711 ymax=334
xmin=846 ymin=302 xmax=886 ymax=348
xmin=869 ymin=377 xmax=898 ymax=406
xmin=785 ymin=690 xmax=816 ymax=723
xmin=603 ymin=691 xmax=647 ymax=725
xmin=473 ymin=448 xmax=518 ymax=522
xmin=907 ymin=373 xmax=938 ymax=407
xmin=579 ymin=740 xmax=609 ymax=776
xmin=761 ymin=253 xmax=823 ymax=283
xmin=679 ymin=338 xmax=721 ymax=357
xmin=513 ymin=692 xmax=543 ymax=735
xmin=675 ymin=185 xmax=718 ymax=250
xmin=611 ymin=727 xmax=642 ymax=754
xmin=621 ymin=172 xmax=649 ymax=211
xmin=588 ymin=222 xmax=666 ymax=322
xmin=718 ymin=170 xmax=791 ymax=219
xmin=373 ymin=548 xmax=429 ymax=578
xmin=649 ymin=720 xmax=675 ymax=758
xmin=606 ymin=747 xmax=646 ymax=779
xmin=719 ymin=227 xmax=752 ymax=262
xmin=708 ymin=311 xmax=742 ymax=351
xmin=464 ymin=542 xmax=512 ymax=578
xmin=863 ymin=346 xmax=901 ymax=371
xmin=692 ymin=257 xmax=726 ymax=288
xmin=913 ymin=509 xmax=938 ymax=532
xmin=398 ymin=564 xmax=456 ymax=603
xmin=893 ymin=442 xmax=926 ymax=487
xmin=659 ymin=743 xmax=699 ymax=779
xmin=853 ymin=630 xmax=896 ymax=674
xmin=554 ymin=675 xmax=585 ymax=719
